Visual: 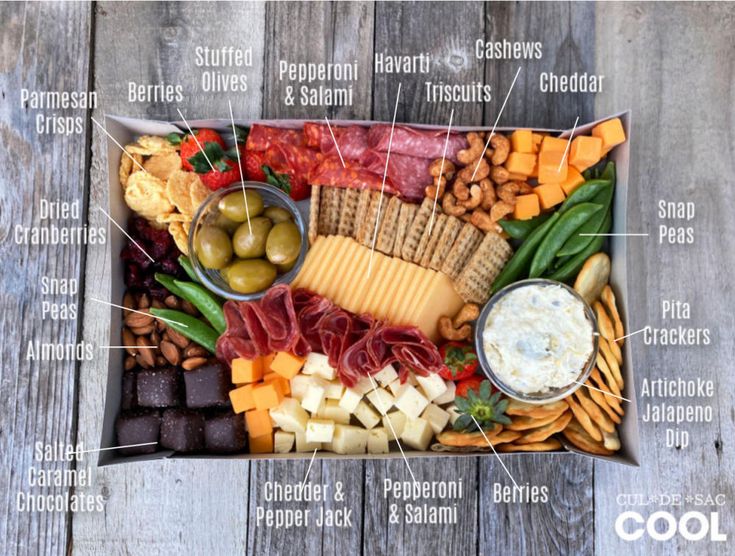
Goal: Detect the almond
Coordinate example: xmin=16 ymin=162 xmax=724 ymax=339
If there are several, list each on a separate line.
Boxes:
xmin=124 ymin=355 xmax=136 ymax=370
xmin=164 ymin=295 xmax=180 ymax=309
xmin=123 ymin=292 xmax=135 ymax=310
xmin=125 ymin=310 xmax=153 ymax=328
xmin=151 ymin=298 xmax=165 ymax=309
xmin=167 ymin=327 xmax=190 ymax=349
xmin=135 ymin=352 xmax=153 ymax=369
xmin=182 ymin=356 xmax=207 ymax=371
xmin=122 ymin=328 xmax=137 ymax=356
xmin=138 ymin=293 xmax=150 ymax=309
xmin=155 ymin=356 xmax=167 ymax=367
xmin=180 ymin=300 xmax=198 ymax=316
xmin=160 ymin=340 xmax=181 ymax=366
xmin=136 ymin=336 xmax=155 ymax=368
xmin=184 ymin=344 xmax=208 ymax=359
xmin=150 ymin=330 xmax=160 ymax=345
xmin=130 ymin=324 xmax=155 ymax=336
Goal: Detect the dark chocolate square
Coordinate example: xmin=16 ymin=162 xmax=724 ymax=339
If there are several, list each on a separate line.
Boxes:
xmin=115 ymin=411 xmax=160 ymax=455
xmin=160 ymin=409 xmax=205 ymax=452
xmin=184 ymin=363 xmax=230 ymax=409
xmin=137 ymin=367 xmax=180 ymax=408
xmin=205 ymin=412 xmax=247 ymax=453
xmin=121 ymin=372 xmax=137 ymax=410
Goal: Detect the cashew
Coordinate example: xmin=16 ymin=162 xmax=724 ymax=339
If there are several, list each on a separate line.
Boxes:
xmin=479 ymin=178 xmax=496 ymax=210
xmin=452 ymin=179 xmax=470 ymax=201
xmin=490 ymin=200 xmax=515 ymax=222
xmin=459 ymin=184 xmax=483 ymax=210
xmin=457 ymin=132 xmax=484 ymax=165
xmin=489 ymin=133 xmax=511 ymax=165
xmin=457 ymin=157 xmax=490 ymax=183
xmin=442 ymin=192 xmax=466 ymax=216
xmin=460 ymin=213 xmax=473 ymax=223
xmin=470 ymin=209 xmax=496 ymax=232
xmin=452 ymin=303 xmax=480 ymax=329
xmin=438 ymin=316 xmax=472 ymax=341
xmin=429 ymin=159 xmax=456 ymax=179
xmin=497 ymin=181 xmax=532 ymax=204
xmin=425 ymin=182 xmax=445 ymax=199
xmin=490 ymin=165 xmax=510 ymax=185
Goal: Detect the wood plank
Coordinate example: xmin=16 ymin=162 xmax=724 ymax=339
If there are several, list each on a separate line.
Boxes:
xmin=71 ymin=2 xmax=265 ymax=554
xmin=364 ymin=2 xmax=484 ymax=554
xmin=593 ymin=3 xmax=735 ymax=554
xmin=478 ymin=3 xmax=596 ymax=555
xmin=0 ymin=3 xmax=93 ymax=555
xmin=248 ymin=3 xmax=374 ymax=555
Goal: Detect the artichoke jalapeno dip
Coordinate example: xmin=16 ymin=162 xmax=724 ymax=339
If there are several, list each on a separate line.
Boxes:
xmin=482 ymin=283 xmax=594 ymax=395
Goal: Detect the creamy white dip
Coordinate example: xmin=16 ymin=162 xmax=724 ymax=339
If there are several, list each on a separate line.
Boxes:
xmin=482 ymin=284 xmax=594 ymax=394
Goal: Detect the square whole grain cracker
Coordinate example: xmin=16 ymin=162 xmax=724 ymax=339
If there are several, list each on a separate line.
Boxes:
xmin=429 ymin=216 xmax=463 ymax=271
xmin=337 ymin=188 xmax=360 ymax=237
xmin=440 ymin=223 xmax=484 ymax=280
xmin=454 ymin=231 xmax=513 ymax=304
xmin=401 ymin=198 xmax=435 ymax=262
xmin=318 ymin=187 xmax=342 ymax=236
xmin=357 ymin=191 xmax=387 ymax=246
xmin=376 ymin=195 xmax=402 ymax=254
xmin=308 ymin=185 xmax=321 ymax=243
xmin=393 ymin=202 xmax=418 ymax=258
xmin=418 ymin=213 xmax=448 ymax=267
xmin=353 ymin=189 xmax=373 ymax=240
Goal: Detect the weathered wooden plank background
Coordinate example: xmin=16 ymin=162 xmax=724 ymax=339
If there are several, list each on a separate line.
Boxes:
xmin=0 ymin=1 xmax=733 ymax=555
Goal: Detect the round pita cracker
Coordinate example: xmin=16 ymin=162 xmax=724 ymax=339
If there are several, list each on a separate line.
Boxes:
xmin=574 ymin=252 xmax=610 ymax=304
xmin=497 ymin=438 xmax=562 ymax=452
xmin=516 ymin=411 xmax=572 ymax=444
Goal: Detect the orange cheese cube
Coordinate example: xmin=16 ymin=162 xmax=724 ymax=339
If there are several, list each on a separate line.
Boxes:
xmin=231 ymin=357 xmax=263 ymax=384
xmin=262 ymin=352 xmax=276 ymax=371
xmin=249 ymin=433 xmax=274 ymax=454
xmin=540 ymin=136 xmax=569 ymax=153
xmin=510 ymin=129 xmax=533 ymax=153
xmin=537 ymin=150 xmax=569 ymax=184
xmin=559 ymin=167 xmax=585 ymax=196
xmin=245 ymin=409 xmax=273 ymax=438
xmin=270 ymin=352 xmax=306 ymax=380
xmin=531 ymin=133 xmax=544 ymax=153
xmin=569 ymin=136 xmax=602 ymax=172
xmin=508 ymin=172 xmax=528 ymax=181
xmin=252 ymin=382 xmax=285 ymax=410
xmin=530 ymin=159 xmax=539 ymax=178
xmin=513 ymin=194 xmax=540 ymax=220
xmin=534 ymin=183 xmax=566 ymax=210
xmin=229 ymin=384 xmax=255 ymax=413
xmin=505 ymin=152 xmax=536 ymax=176
xmin=263 ymin=372 xmax=290 ymax=395
xmin=592 ymin=118 xmax=626 ymax=152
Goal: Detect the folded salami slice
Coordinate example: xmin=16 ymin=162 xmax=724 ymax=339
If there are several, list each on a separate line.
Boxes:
xmin=367 ymin=124 xmax=467 ymax=162
xmin=310 ymin=157 xmax=398 ymax=195
xmin=259 ymin=285 xmax=301 ymax=353
xmin=246 ymin=124 xmax=303 ymax=151
xmin=361 ymin=150 xmax=430 ymax=202
xmin=304 ymin=123 xmax=370 ymax=161
xmin=317 ymin=308 xmax=353 ymax=368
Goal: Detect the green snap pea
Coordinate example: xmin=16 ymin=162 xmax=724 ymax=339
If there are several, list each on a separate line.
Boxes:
xmin=558 ymin=179 xmax=610 ymax=214
xmin=498 ymin=213 xmax=552 ymax=240
xmin=149 ymin=308 xmax=218 ymax=354
xmin=173 ymin=280 xmax=226 ymax=334
xmin=178 ymin=255 xmax=201 ymax=284
xmin=491 ymin=212 xmax=561 ymax=293
xmin=600 ymin=161 xmax=616 ymax=183
xmin=154 ymin=273 xmax=188 ymax=298
xmin=582 ymin=168 xmax=595 ymax=181
xmin=529 ymin=203 xmax=603 ymax=278
xmin=545 ymin=211 xmax=612 ymax=283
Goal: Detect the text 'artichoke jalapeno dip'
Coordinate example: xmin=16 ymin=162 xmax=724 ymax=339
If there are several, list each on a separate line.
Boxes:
xmin=482 ymin=283 xmax=594 ymax=395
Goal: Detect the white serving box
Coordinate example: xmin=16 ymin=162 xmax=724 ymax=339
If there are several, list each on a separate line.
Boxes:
xmin=99 ymin=111 xmax=638 ymax=466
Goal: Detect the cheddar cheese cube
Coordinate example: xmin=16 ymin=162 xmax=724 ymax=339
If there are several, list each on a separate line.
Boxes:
xmin=263 ymin=372 xmax=290 ymax=396
xmin=262 ymin=352 xmax=276 ymax=372
xmin=508 ymin=172 xmax=528 ymax=182
xmin=248 ymin=432 xmax=273 ymax=454
xmin=504 ymin=152 xmax=536 ymax=176
xmin=513 ymin=194 xmax=541 ymax=220
xmin=252 ymin=382 xmax=285 ymax=411
xmin=534 ymin=183 xmax=566 ymax=210
xmin=540 ymin=136 xmax=569 ymax=153
xmin=537 ymin=150 xmax=568 ymax=184
xmin=231 ymin=357 xmax=263 ymax=384
xmin=559 ymin=167 xmax=586 ymax=196
xmin=531 ymin=132 xmax=544 ymax=153
xmin=592 ymin=117 xmax=626 ymax=152
xmin=245 ymin=409 xmax=273 ymax=438
xmin=569 ymin=136 xmax=602 ymax=172
xmin=270 ymin=352 xmax=306 ymax=380
xmin=229 ymin=384 xmax=255 ymax=413
xmin=510 ymin=129 xmax=533 ymax=153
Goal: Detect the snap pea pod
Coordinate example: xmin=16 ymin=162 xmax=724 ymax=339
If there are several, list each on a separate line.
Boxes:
xmin=545 ymin=211 xmax=612 ymax=283
xmin=558 ymin=179 xmax=610 ymax=214
xmin=491 ymin=212 xmax=561 ymax=294
xmin=529 ymin=203 xmax=603 ymax=278
xmin=149 ymin=308 xmax=218 ymax=354
xmin=498 ymin=213 xmax=551 ymax=240
xmin=178 ymin=255 xmax=201 ymax=284
xmin=154 ymin=272 xmax=188 ymax=298
xmin=173 ymin=279 xmax=226 ymax=334
xmin=582 ymin=168 xmax=595 ymax=181
xmin=600 ymin=160 xmax=616 ymax=183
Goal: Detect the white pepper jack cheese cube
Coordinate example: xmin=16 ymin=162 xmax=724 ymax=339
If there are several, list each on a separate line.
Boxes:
xmin=400 ymin=418 xmax=434 ymax=451
xmin=318 ymin=399 xmax=351 ymax=425
xmin=387 ymin=379 xmax=403 ymax=397
xmin=295 ymin=430 xmax=321 ymax=452
xmin=421 ymin=404 xmax=451 ymax=434
xmin=338 ymin=387 xmax=363 ymax=413
xmin=270 ymin=397 xmax=309 ymax=432
xmin=331 ymin=425 xmax=368 ymax=455
xmin=274 ymin=431 xmax=295 ymax=453
xmin=290 ymin=375 xmax=312 ymax=401
xmin=367 ymin=427 xmax=389 ymax=454
xmin=373 ymin=365 xmax=398 ymax=387
xmin=302 ymin=352 xmax=337 ymax=380
xmin=382 ymin=411 xmax=407 ymax=439
xmin=406 ymin=373 xmax=418 ymax=386
xmin=433 ymin=380 xmax=456 ymax=405
xmin=353 ymin=401 xmax=380 ymax=429
xmin=366 ymin=388 xmax=395 ymax=416
xmin=324 ymin=380 xmax=345 ymax=400
xmin=394 ymin=384 xmax=429 ymax=420
xmin=352 ymin=376 xmax=375 ymax=395
xmin=301 ymin=383 xmax=327 ymax=414
xmin=445 ymin=404 xmax=461 ymax=425
xmin=415 ymin=373 xmax=448 ymax=402
xmin=305 ymin=419 xmax=335 ymax=443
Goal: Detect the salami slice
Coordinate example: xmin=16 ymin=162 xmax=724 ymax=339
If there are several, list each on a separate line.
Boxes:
xmin=361 ymin=150 xmax=430 ymax=202
xmin=259 ymin=284 xmax=301 ymax=353
xmin=246 ymin=124 xmax=303 ymax=151
xmin=367 ymin=124 xmax=467 ymax=162
xmin=310 ymin=157 xmax=397 ymax=195
xmin=317 ymin=309 xmax=352 ymax=368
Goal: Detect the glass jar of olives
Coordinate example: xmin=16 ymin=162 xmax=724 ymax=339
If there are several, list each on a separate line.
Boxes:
xmin=188 ymin=183 xmax=308 ymax=301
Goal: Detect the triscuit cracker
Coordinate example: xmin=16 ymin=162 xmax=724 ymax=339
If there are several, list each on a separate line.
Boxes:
xmin=353 ymin=189 xmax=373 ymax=240
xmin=416 ymin=213 xmax=447 ymax=266
xmin=337 ymin=188 xmax=360 ymax=237
xmin=497 ymin=438 xmax=562 ymax=452
xmin=429 ymin=216 xmax=462 ymax=271
xmin=574 ymin=252 xmax=611 ymax=305
xmin=376 ymin=195 xmax=402 ymax=254
xmin=318 ymin=187 xmax=342 ymax=236
xmin=401 ymin=198 xmax=435 ymax=262
xmin=601 ymin=285 xmax=625 ymax=342
xmin=516 ymin=411 xmax=572 ymax=444
xmin=144 ymin=152 xmax=182 ymax=182
xmin=440 ymin=223 xmax=484 ymax=280
xmin=393 ymin=202 xmax=417 ymax=258
xmin=566 ymin=394 xmax=602 ymax=442
xmin=357 ymin=191 xmax=387 ymax=246
xmin=169 ymin=221 xmax=189 ymax=254
xmin=454 ymin=231 xmax=513 ymax=304
xmin=562 ymin=419 xmax=614 ymax=456
xmin=308 ymin=185 xmax=321 ymax=244
xmin=124 ymin=171 xmax=174 ymax=221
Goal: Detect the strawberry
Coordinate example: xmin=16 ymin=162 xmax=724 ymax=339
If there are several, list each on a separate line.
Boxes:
xmin=453 ymin=379 xmax=511 ymax=432
xmin=188 ymin=141 xmax=241 ymax=191
xmin=241 ymin=148 xmax=267 ymax=182
xmin=262 ymin=166 xmax=310 ymax=201
xmin=171 ymin=129 xmax=225 ymax=171
xmin=438 ymin=342 xmax=479 ymax=381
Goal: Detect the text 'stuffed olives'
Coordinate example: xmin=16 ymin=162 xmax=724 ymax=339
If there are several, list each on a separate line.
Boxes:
xmin=227 ymin=259 xmax=277 ymax=294
xmin=218 ymin=190 xmax=264 ymax=222
xmin=263 ymin=206 xmax=292 ymax=224
xmin=195 ymin=226 xmax=233 ymax=270
xmin=232 ymin=217 xmax=272 ymax=259
xmin=266 ymin=221 xmax=301 ymax=265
